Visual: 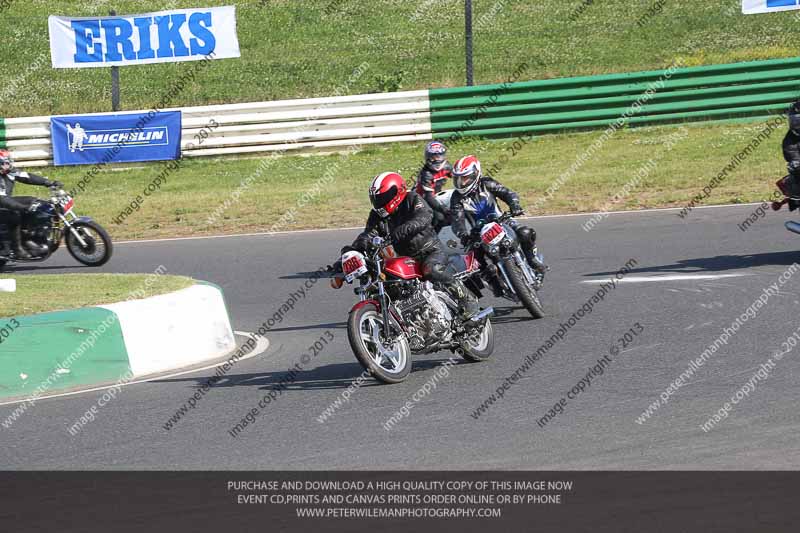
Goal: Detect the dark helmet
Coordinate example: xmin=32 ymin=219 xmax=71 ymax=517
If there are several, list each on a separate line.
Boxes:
xmin=424 ymin=141 xmax=447 ymax=171
xmin=789 ymin=101 xmax=800 ymax=134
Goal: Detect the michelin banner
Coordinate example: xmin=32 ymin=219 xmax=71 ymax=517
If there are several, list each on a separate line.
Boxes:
xmin=51 ymin=111 xmax=181 ymax=166
xmin=743 ymin=0 xmax=800 ymax=14
xmin=48 ymin=6 xmax=239 ymax=68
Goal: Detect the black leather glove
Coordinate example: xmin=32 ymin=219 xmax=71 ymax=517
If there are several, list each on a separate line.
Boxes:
xmin=47 ymin=180 xmax=63 ymax=188
xmin=459 ymin=234 xmax=471 ymax=247
xmin=510 ymin=205 xmax=525 ymax=217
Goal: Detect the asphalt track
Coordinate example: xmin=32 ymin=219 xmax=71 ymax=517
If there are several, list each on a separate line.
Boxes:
xmin=3 ymin=203 xmax=800 ymax=470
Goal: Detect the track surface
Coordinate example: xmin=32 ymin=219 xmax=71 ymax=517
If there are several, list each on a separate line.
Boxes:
xmin=4 ymin=204 xmax=800 ymax=469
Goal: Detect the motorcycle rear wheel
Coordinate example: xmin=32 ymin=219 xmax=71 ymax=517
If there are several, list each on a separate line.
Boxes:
xmin=348 ymin=303 xmax=411 ymax=384
xmin=460 ymin=319 xmax=494 ymax=362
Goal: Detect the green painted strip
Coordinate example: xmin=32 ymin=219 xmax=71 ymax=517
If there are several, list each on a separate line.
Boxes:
xmin=0 ymin=307 xmax=131 ymax=401
xmin=431 ymin=80 xmax=800 ymax=123
xmin=429 ymin=57 xmax=800 ymax=98
xmin=430 ymin=73 xmax=800 ymax=115
xmin=432 ymin=102 xmax=786 ymax=139
xmin=432 ymin=90 xmax=796 ymax=132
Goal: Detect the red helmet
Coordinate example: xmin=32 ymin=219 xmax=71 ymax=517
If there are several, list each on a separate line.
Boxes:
xmin=453 ymin=155 xmax=482 ymax=196
xmin=369 ymin=171 xmax=407 ymax=217
xmin=0 ymin=150 xmax=12 ymax=175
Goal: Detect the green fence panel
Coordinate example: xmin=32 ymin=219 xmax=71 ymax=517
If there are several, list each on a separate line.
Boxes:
xmin=429 ymin=57 xmax=800 ymax=138
xmin=434 ymin=104 xmax=784 ymax=140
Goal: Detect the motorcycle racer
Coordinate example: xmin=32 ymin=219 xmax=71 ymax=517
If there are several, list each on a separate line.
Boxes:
xmin=346 ymin=171 xmax=480 ymax=320
xmin=779 ymin=101 xmax=800 ymax=209
xmin=0 ymin=150 xmax=62 ymax=258
xmin=449 ymin=155 xmax=545 ymax=273
xmin=415 ymin=141 xmax=453 ymax=232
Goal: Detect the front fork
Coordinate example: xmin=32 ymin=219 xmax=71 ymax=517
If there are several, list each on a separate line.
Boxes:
xmin=58 ymin=212 xmax=89 ymax=248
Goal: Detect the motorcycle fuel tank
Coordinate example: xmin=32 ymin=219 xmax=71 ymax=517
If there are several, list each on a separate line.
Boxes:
xmin=383 ymin=256 xmax=424 ymax=279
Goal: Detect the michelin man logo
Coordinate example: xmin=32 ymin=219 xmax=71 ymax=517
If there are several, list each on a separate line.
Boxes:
xmin=67 ymin=123 xmax=88 ymax=152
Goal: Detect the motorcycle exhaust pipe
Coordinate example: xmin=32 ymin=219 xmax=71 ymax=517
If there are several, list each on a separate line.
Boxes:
xmin=470 ymin=307 xmax=494 ymax=322
xmin=786 ymin=221 xmax=800 ymax=235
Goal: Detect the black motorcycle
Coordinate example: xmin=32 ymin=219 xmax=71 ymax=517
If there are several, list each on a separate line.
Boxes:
xmin=0 ymin=186 xmax=112 ymax=269
xmin=455 ymin=211 xmax=546 ymax=319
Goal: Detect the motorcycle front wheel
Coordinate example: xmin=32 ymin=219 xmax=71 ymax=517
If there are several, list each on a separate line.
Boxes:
xmin=501 ymin=257 xmax=545 ymax=319
xmin=65 ymin=220 xmax=113 ymax=267
xmin=348 ymin=303 xmax=411 ymax=384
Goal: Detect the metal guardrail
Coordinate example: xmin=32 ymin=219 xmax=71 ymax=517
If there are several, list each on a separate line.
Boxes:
xmin=1 ymin=57 xmax=798 ymax=167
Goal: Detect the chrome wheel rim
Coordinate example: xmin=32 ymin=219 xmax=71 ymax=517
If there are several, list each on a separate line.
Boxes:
xmin=358 ymin=310 xmax=409 ymax=375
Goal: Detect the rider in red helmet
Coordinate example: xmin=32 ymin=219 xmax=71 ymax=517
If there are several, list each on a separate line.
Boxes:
xmin=0 ymin=150 xmax=62 ymax=258
xmin=344 ymin=171 xmax=479 ymax=320
xmin=450 ymin=155 xmax=546 ymax=273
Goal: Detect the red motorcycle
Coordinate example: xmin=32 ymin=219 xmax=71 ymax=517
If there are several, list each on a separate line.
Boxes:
xmin=332 ymin=236 xmax=494 ymax=384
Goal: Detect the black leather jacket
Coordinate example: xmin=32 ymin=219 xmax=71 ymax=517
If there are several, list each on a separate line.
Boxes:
xmin=0 ymin=168 xmax=51 ymax=211
xmin=450 ymin=176 xmax=522 ymax=238
xmin=352 ymin=191 xmax=441 ymax=258
xmin=783 ymin=130 xmax=800 ymax=177
xmin=416 ymin=162 xmax=452 ymax=215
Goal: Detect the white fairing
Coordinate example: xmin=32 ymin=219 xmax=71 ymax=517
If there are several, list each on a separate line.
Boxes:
xmin=435 ymin=189 xmax=454 ymax=210
xmin=341 ymin=250 xmax=368 ymax=282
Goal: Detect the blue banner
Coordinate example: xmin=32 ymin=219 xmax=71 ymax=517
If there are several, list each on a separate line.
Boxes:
xmin=51 ymin=111 xmax=181 ymax=166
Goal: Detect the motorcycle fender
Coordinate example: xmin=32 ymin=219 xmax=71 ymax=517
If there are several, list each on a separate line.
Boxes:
xmin=66 ymin=216 xmax=94 ymax=225
xmin=350 ymin=299 xmax=380 ymax=313
xmin=350 ymin=299 xmax=408 ymax=332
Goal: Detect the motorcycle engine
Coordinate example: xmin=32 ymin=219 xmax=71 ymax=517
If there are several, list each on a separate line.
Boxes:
xmin=396 ymin=281 xmax=454 ymax=350
xmin=21 ymin=205 xmax=54 ymax=256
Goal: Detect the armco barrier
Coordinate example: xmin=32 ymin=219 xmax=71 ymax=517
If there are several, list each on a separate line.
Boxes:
xmin=0 ymin=90 xmax=433 ymax=167
xmin=0 ymin=283 xmax=236 ymax=402
xmin=429 ymin=57 xmax=800 ymax=139
xmin=2 ymin=57 xmax=799 ymax=166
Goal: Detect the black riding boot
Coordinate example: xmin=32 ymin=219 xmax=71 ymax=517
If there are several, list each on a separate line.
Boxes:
xmin=11 ymin=225 xmax=30 ymax=259
xmin=448 ymin=279 xmax=479 ymax=320
xmin=516 ymin=225 xmax=546 ymax=273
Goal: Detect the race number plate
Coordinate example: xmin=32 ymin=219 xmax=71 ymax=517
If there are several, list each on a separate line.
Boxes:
xmin=480 ymin=222 xmax=506 ymax=246
xmin=341 ymin=251 xmax=368 ymax=283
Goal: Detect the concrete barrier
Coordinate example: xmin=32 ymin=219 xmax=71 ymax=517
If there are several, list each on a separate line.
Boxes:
xmin=0 ymin=282 xmax=235 ymax=402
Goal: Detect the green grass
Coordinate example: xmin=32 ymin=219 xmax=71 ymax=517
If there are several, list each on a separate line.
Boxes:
xmin=0 ymin=274 xmax=194 ymax=316
xmin=0 ymin=1 xmax=797 ymax=117
xmin=12 ymin=118 xmax=787 ymax=240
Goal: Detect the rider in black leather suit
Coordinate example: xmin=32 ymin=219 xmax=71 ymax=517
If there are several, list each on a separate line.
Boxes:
xmin=0 ymin=150 xmax=62 ymax=258
xmin=347 ymin=171 xmax=479 ymax=320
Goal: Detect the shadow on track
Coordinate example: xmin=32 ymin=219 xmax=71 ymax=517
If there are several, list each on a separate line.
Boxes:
xmin=155 ymin=357 xmax=465 ymax=392
xmin=0 ymin=263 xmax=92 ymax=273
xmin=490 ymin=305 xmax=537 ymax=324
xmin=266 ymin=321 xmax=347 ymax=333
xmin=584 ymin=251 xmax=800 ymax=277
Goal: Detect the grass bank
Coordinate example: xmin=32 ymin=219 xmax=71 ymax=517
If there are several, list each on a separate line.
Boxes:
xmin=0 ymin=1 xmax=796 ymax=117
xmin=0 ymin=274 xmax=194 ymax=317
xmin=12 ymin=118 xmax=788 ymax=241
